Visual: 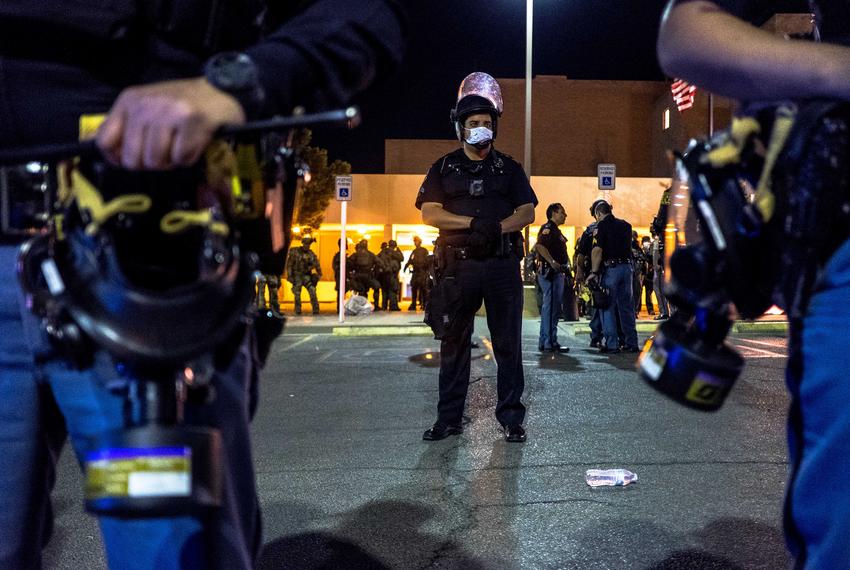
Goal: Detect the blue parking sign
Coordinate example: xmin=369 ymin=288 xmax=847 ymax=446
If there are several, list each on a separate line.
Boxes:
xmin=335 ymin=175 xmax=353 ymax=201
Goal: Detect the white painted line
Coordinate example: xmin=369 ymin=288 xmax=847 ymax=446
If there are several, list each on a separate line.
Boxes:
xmin=278 ymin=334 xmax=315 ymax=352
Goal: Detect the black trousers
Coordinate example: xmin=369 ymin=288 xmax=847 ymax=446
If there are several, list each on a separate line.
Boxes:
xmin=437 ymin=255 xmax=525 ymax=427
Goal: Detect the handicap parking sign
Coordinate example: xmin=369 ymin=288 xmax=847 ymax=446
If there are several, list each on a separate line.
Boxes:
xmin=335 ymin=175 xmax=353 ymax=201
xmin=597 ymin=164 xmax=616 ymax=190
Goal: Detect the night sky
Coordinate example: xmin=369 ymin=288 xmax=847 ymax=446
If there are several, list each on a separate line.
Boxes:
xmin=313 ymin=0 xmax=810 ymax=173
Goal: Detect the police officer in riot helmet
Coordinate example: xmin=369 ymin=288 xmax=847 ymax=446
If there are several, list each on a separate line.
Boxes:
xmin=0 ymin=1 xmax=406 ymax=568
xmin=416 ymin=72 xmax=537 ymax=443
xmin=586 ymin=199 xmax=639 ymax=353
xmin=658 ymin=0 xmax=850 ymax=565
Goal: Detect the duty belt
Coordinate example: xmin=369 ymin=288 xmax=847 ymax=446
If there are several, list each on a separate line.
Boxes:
xmin=0 ymin=163 xmax=54 ymax=244
xmin=440 ymin=234 xmax=521 ymax=260
xmin=604 ymin=258 xmax=630 ymax=267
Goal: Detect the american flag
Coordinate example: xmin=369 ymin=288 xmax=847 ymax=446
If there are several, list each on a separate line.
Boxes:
xmin=671 ymin=79 xmax=697 ymax=112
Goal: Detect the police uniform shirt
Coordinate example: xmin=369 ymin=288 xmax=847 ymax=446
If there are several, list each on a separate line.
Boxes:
xmin=536 ymin=221 xmax=569 ymax=265
xmin=0 ymin=0 xmax=407 ymax=147
xmin=593 ymin=215 xmax=633 ymax=262
xmin=576 ymin=222 xmax=598 ymax=259
xmin=415 ymin=148 xmax=538 ymax=240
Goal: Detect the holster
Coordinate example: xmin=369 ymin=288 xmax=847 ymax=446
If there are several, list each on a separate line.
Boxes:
xmin=424 ymin=241 xmax=463 ymax=340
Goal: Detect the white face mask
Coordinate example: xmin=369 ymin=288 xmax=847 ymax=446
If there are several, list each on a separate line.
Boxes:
xmin=464 ymin=126 xmax=493 ymax=147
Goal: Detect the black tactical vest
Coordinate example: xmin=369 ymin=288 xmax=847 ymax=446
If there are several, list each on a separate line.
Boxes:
xmin=438 ymin=150 xmax=516 ymax=236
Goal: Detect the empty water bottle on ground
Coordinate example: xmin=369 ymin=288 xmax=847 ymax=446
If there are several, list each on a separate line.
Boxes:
xmin=585 ymin=469 xmax=638 ymax=487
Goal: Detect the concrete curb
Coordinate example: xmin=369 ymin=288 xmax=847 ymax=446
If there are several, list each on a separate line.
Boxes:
xmin=332 ymin=326 xmax=434 ymax=337
xmin=563 ymin=320 xmax=789 ymax=336
xmin=733 ymin=321 xmax=788 ymax=334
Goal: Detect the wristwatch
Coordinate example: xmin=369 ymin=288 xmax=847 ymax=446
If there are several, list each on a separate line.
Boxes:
xmin=204 ymin=52 xmax=266 ymax=120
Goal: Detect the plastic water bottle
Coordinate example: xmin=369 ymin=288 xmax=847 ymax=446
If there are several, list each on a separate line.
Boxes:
xmin=585 ymin=469 xmax=638 ymax=487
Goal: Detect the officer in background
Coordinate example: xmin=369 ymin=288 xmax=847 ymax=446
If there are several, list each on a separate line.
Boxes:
xmin=535 ymin=202 xmax=571 ymax=353
xmin=286 ymin=236 xmax=322 ymax=315
xmin=377 ymin=239 xmax=404 ymax=311
xmin=637 ymin=235 xmax=655 ymax=317
xmin=587 ymin=200 xmax=639 ymax=353
xmin=256 ymin=271 xmax=284 ymax=318
xmin=659 ymin=0 xmax=850 ymax=565
xmin=649 ymin=220 xmax=670 ymax=320
xmin=630 ymin=231 xmax=644 ymax=317
xmin=0 ymin=2 xmax=406 ymax=568
xmin=574 ymin=212 xmax=604 ymax=348
xmin=405 ymin=235 xmax=430 ymax=310
xmin=349 ymin=239 xmax=381 ymax=309
xmin=417 ymin=72 xmax=537 ymax=443
xmin=333 ymin=238 xmax=351 ymax=312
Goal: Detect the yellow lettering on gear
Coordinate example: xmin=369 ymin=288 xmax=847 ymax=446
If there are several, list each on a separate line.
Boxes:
xmin=79 ymin=114 xmax=106 ymax=141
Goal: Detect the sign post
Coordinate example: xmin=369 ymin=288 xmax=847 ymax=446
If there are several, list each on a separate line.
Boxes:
xmin=335 ymin=175 xmax=353 ymax=323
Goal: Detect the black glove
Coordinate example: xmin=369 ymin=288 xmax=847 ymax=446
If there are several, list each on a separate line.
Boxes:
xmin=470 ymin=217 xmax=502 ymax=243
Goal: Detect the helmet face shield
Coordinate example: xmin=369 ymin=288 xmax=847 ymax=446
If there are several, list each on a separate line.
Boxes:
xmin=456 ymin=72 xmax=503 ymax=116
xmin=451 ymin=72 xmax=503 ymax=143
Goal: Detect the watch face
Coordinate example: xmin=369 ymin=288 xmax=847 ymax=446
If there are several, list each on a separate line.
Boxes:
xmin=209 ymin=52 xmax=257 ymax=92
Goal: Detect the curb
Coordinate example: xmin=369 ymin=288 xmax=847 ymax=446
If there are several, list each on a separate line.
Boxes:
xmin=733 ymin=321 xmax=788 ymax=334
xmin=332 ymin=326 xmax=434 ymax=337
xmin=564 ymin=320 xmax=789 ymax=336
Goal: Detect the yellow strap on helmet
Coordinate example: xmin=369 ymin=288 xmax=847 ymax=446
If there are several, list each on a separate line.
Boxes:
xmin=71 ymin=170 xmax=152 ymax=236
xmin=752 ymin=106 xmax=796 ymax=222
xmin=160 ymin=209 xmax=230 ymax=236
xmin=704 ymin=117 xmax=761 ymax=168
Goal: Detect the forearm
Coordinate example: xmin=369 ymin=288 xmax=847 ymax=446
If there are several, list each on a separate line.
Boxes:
xmin=591 ymin=248 xmax=603 ymax=273
xmin=658 ymin=0 xmax=850 ymax=102
xmin=246 ymin=0 xmax=407 ymax=114
xmin=421 ymin=203 xmax=474 ymax=230
xmin=575 ymin=253 xmax=587 ymax=276
xmin=500 ymin=204 xmax=535 ymax=233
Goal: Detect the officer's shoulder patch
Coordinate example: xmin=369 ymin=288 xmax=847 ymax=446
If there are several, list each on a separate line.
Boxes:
xmin=541 ymin=228 xmax=551 ymax=235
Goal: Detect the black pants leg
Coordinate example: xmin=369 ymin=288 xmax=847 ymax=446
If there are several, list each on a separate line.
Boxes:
xmin=436 ymin=307 xmax=477 ymax=426
xmin=484 ymin=257 xmax=526 ymax=426
xmin=435 ymin=256 xmax=525 ymax=427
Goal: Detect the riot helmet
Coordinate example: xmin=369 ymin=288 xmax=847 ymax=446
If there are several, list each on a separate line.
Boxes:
xmin=450 ymin=72 xmax=503 ymax=148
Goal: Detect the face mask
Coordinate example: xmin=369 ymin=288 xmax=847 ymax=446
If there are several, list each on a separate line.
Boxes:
xmin=464 ymin=126 xmax=493 ymax=148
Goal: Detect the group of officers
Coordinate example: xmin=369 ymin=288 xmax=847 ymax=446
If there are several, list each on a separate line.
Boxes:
xmin=260 ymin=233 xmax=433 ymax=316
xmin=333 ymin=236 xmax=432 ymax=312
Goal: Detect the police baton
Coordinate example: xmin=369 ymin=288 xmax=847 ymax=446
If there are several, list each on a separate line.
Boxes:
xmin=0 ymin=106 xmax=361 ymax=166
